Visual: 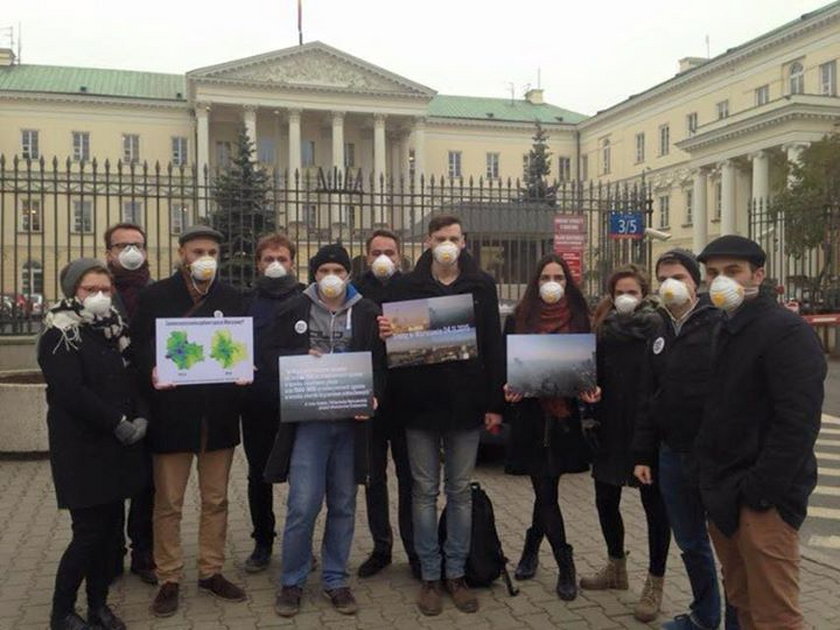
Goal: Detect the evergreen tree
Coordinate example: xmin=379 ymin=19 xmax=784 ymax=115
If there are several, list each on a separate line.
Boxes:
xmin=522 ymin=121 xmax=555 ymax=202
xmin=210 ymin=124 xmax=274 ymax=288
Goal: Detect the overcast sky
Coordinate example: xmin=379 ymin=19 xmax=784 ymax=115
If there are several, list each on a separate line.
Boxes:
xmin=4 ymin=0 xmax=831 ymax=115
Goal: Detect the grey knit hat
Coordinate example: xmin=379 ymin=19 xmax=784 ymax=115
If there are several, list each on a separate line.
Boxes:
xmin=59 ymin=258 xmax=110 ymax=298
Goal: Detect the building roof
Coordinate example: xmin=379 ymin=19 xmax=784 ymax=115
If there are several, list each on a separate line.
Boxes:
xmin=0 ymin=64 xmax=187 ymax=101
xmin=428 ymin=94 xmax=587 ymax=124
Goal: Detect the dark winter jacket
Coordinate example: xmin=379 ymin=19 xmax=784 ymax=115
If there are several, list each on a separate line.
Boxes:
xmin=262 ymin=289 xmax=386 ymax=484
xmin=503 ymin=316 xmax=592 ymax=478
xmin=131 ymin=272 xmax=246 ymax=454
xmin=695 ymin=293 xmax=825 ymax=536
xmin=631 ymin=295 xmax=723 ymax=467
xmin=593 ymin=299 xmax=663 ymax=486
xmin=384 ymin=249 xmax=505 ymax=432
xmin=38 ymin=327 xmax=148 ymax=510
xmin=354 ymin=269 xmax=400 ymax=306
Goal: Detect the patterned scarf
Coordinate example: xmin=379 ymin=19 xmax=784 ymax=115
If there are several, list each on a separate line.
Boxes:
xmin=42 ymin=298 xmax=131 ymax=357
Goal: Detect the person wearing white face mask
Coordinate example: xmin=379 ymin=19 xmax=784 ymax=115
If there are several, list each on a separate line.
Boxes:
xmin=631 ymin=249 xmax=736 ymax=630
xmin=131 ymin=225 xmax=249 ymax=617
xmin=582 ymin=265 xmax=670 ymax=623
xmin=695 ymin=236 xmax=825 ymax=630
xmin=103 ymin=222 xmax=158 ymax=586
xmin=39 ymin=258 xmax=147 ymax=630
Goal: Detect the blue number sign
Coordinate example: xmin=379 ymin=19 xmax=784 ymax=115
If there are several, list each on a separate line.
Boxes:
xmin=608 ymin=211 xmax=645 ymax=240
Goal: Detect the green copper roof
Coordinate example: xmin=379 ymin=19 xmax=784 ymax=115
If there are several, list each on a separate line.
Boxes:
xmin=0 ymin=64 xmax=186 ymax=101
xmin=429 ymin=94 xmax=588 ymax=124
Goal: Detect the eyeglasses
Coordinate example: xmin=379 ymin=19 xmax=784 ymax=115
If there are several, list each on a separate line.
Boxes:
xmin=109 ymin=242 xmax=145 ymax=251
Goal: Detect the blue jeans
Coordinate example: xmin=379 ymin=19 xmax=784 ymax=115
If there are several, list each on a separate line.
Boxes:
xmin=280 ymin=421 xmax=357 ymax=590
xmin=406 ymin=427 xmax=481 ymax=581
xmin=659 ymin=445 xmax=722 ymax=629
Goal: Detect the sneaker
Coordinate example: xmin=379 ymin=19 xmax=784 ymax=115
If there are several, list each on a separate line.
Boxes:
xmin=87 ymin=605 xmax=126 ymax=630
xmin=357 ymin=552 xmax=391 ymax=578
xmin=416 ymin=580 xmax=444 ymax=616
xmin=50 ymin=612 xmax=92 ymax=630
xmin=661 ymin=613 xmax=707 ymax=630
xmin=151 ymin=582 xmax=180 ymax=618
xmin=244 ymin=543 xmax=272 ymax=573
xmin=274 ymin=585 xmax=303 ymax=617
xmin=198 ymin=574 xmax=247 ymax=602
xmin=323 ymin=587 xmax=358 ymax=615
xmin=130 ymin=551 xmax=158 ymax=585
xmin=446 ymin=577 xmax=479 ymax=613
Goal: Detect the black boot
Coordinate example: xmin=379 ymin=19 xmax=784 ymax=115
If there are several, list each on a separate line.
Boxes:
xmin=87 ymin=605 xmax=126 ymax=630
xmin=244 ymin=542 xmax=272 ymax=573
xmin=514 ymin=527 xmax=542 ymax=580
xmin=554 ymin=543 xmax=577 ymax=601
xmin=50 ymin=612 xmax=93 ymax=630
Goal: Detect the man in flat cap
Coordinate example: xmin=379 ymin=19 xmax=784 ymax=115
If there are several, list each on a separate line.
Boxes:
xmin=695 ymin=235 xmax=826 ymax=629
xmin=131 ymin=224 xmax=248 ymax=617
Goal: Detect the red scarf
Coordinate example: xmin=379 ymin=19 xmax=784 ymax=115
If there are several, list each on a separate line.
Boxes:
xmin=533 ymin=300 xmax=572 ymax=419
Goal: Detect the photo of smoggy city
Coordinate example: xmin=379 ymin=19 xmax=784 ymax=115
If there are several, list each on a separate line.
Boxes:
xmin=507 ymin=333 xmax=597 ymax=398
xmin=384 ymin=294 xmax=478 ymax=368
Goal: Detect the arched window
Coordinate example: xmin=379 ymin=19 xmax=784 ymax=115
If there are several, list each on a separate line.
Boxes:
xmin=789 ymin=61 xmax=805 ymax=95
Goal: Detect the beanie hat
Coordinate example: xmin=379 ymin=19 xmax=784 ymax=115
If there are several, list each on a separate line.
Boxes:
xmin=698 ymin=235 xmax=766 ymax=268
xmin=59 ymin=258 xmax=110 ymax=298
xmin=655 ymin=248 xmax=701 ymax=287
xmin=309 ymin=243 xmax=352 ymax=280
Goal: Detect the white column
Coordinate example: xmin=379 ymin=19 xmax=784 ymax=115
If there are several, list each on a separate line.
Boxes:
xmin=374 ymin=114 xmax=387 ymax=194
xmin=785 ymin=142 xmax=809 ymax=183
xmin=288 ymin=109 xmax=302 ymax=176
xmin=750 ymin=150 xmax=770 ymax=205
xmin=243 ymin=105 xmax=257 ymax=157
xmin=720 ymin=159 xmax=736 ymax=235
xmin=692 ymin=168 xmax=708 ymax=255
xmin=399 ymin=133 xmax=411 ymax=183
xmin=331 ymin=111 xmax=345 ymax=178
xmin=413 ymin=117 xmax=426 ymax=190
xmin=195 ymin=103 xmax=210 ymax=216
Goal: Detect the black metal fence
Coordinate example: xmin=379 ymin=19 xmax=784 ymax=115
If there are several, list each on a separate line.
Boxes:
xmin=0 ymin=156 xmax=656 ymax=334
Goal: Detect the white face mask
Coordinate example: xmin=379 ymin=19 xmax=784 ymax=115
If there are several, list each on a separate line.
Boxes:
xmin=614 ymin=294 xmax=640 ymax=314
xmin=709 ymin=275 xmax=758 ymax=312
xmin=371 ymin=254 xmax=396 ymax=280
xmin=190 ymin=256 xmax=217 ymax=282
xmin=117 ymin=245 xmax=145 ymax=271
xmin=432 ymin=241 xmax=460 ymax=266
xmin=82 ymin=292 xmax=112 ymax=317
xmin=539 ymin=281 xmax=565 ymax=304
xmin=318 ymin=273 xmax=346 ymax=300
xmin=658 ymin=278 xmax=690 ymax=307
xmin=264 ymin=261 xmax=288 ymax=279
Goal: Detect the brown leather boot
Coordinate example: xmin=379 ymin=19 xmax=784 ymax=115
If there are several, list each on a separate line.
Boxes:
xmin=579 ymin=554 xmax=629 ymax=590
xmin=417 ymin=580 xmax=444 ymax=616
xmin=634 ymin=573 xmax=664 ymax=622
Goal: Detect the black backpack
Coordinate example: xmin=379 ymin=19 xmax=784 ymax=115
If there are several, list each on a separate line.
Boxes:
xmin=438 ymin=482 xmax=519 ymax=596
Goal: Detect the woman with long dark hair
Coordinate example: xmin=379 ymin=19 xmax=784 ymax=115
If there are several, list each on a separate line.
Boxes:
xmin=580 ymin=265 xmax=671 ymax=623
xmin=503 ymin=253 xmax=594 ymax=601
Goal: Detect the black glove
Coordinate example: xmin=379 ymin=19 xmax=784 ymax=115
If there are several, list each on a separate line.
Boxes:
xmin=580 ymin=417 xmax=601 ymax=453
xmin=114 ymin=417 xmax=147 ymax=445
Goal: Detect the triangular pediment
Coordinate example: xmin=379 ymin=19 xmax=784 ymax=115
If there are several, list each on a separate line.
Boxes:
xmin=187 ymin=41 xmax=436 ymax=98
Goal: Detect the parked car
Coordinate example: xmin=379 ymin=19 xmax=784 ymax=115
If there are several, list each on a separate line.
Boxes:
xmin=0 ymin=293 xmax=30 ymax=319
xmin=28 ymin=293 xmax=44 ymax=316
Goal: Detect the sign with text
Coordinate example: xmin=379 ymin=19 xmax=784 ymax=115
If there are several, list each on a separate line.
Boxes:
xmin=608 ymin=211 xmax=645 ymax=240
xmin=155 ymin=317 xmax=253 ymax=385
xmin=279 ymin=352 xmax=374 ymax=422
xmin=553 ymin=214 xmax=587 ymax=283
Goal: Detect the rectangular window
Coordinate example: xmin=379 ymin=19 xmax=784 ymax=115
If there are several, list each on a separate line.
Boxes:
xmin=580 ymin=155 xmax=589 ymax=181
xmin=257 ymin=138 xmax=275 ymax=164
xmin=171 ymin=136 xmax=188 ymax=166
xmin=301 ymin=140 xmax=316 ymax=167
xmin=602 ymin=140 xmax=611 ymax=175
xmin=344 ymin=142 xmax=355 ymax=169
xmin=788 ymin=60 xmax=805 ymax=95
xmin=347 ymin=205 xmax=357 ymax=228
xmin=659 ymin=125 xmax=670 ymax=156
xmin=122 ymin=200 xmax=143 ymax=226
xmin=714 ymin=182 xmax=722 ymax=220
xmin=448 ymin=151 xmax=462 ymax=178
xmin=72 ymin=200 xmax=93 ymax=233
xmin=658 ymin=195 xmax=670 ymax=229
xmin=755 ymin=85 xmax=770 ymax=106
xmin=716 ymin=100 xmax=730 ymax=120
xmin=122 ymin=134 xmax=140 ymax=164
xmin=215 ymin=141 xmax=231 ymax=167
xmin=408 ymin=149 xmax=415 ymax=181
xmin=685 ymin=189 xmax=693 ymax=226
xmin=558 ymin=156 xmax=571 ymax=182
xmin=22 ymin=129 xmax=39 ymax=159
xmin=486 ymin=152 xmax=500 ymax=179
xmin=170 ymin=202 xmax=190 ymax=235
xmin=820 ymin=60 xmax=837 ymax=96
xmin=19 ymin=198 xmax=42 ymax=232
xmin=304 ymin=204 xmax=317 ymax=226
xmin=72 ymin=132 xmax=90 ymax=162
xmin=686 ymin=112 xmax=698 ymax=136
xmin=635 ymin=133 xmax=645 ymax=163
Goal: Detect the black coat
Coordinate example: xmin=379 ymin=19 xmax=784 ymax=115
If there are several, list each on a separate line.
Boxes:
xmin=353 ymin=270 xmax=399 ymax=306
xmin=262 ymin=293 xmax=385 ymax=484
xmin=384 ymin=250 xmax=505 ymax=432
xmin=695 ymin=293 xmax=825 ymax=536
xmin=592 ymin=301 xmax=662 ymax=486
xmin=631 ymin=296 xmax=723 ymax=467
xmin=38 ymin=326 xmax=148 ymax=510
xmin=131 ymin=272 xmax=246 ymax=454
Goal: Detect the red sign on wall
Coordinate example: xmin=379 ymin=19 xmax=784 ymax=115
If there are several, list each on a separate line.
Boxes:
xmin=553 ymin=215 xmax=586 ymax=284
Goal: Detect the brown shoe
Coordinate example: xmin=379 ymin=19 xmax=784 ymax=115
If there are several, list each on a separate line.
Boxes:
xmin=417 ymin=580 xmax=444 ymax=616
xmin=198 ymin=574 xmax=247 ymax=602
xmin=634 ymin=573 xmax=664 ymax=622
xmin=323 ymin=587 xmax=358 ymax=615
xmin=274 ymin=585 xmax=303 ymax=617
xmin=446 ymin=577 xmax=479 ymax=613
xmin=151 ymin=582 xmax=180 ymax=617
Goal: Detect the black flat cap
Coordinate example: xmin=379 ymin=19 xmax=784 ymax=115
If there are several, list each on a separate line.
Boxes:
xmin=698 ymin=235 xmax=766 ymax=267
xmin=178 ymin=225 xmax=224 ymax=245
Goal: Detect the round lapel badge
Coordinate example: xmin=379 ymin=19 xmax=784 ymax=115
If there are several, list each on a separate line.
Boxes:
xmin=652 ymin=336 xmax=665 ymax=355
xmin=294 ymin=320 xmax=308 ymax=334
xmin=213 ymin=310 xmax=223 ymax=318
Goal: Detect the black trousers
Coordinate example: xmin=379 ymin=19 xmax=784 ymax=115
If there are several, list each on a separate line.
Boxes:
xmin=53 ymin=501 xmax=123 ymax=619
xmin=594 ymin=479 xmax=671 ymax=577
xmin=242 ymin=405 xmax=279 ymax=546
xmin=114 ymin=483 xmax=155 ymax=563
xmin=529 ymin=475 xmax=568 ymax=554
xmin=364 ymin=417 xmax=417 ymax=561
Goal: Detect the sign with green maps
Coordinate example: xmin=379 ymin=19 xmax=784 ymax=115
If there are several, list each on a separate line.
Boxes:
xmin=155 ymin=316 xmax=254 ymax=385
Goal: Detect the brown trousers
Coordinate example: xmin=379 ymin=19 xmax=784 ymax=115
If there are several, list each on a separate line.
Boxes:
xmin=708 ymin=506 xmax=802 ymax=630
xmin=152 ymin=448 xmax=234 ymax=583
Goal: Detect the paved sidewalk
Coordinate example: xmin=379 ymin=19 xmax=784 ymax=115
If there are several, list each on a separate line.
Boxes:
xmin=2 ymin=446 xmax=840 ymax=630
